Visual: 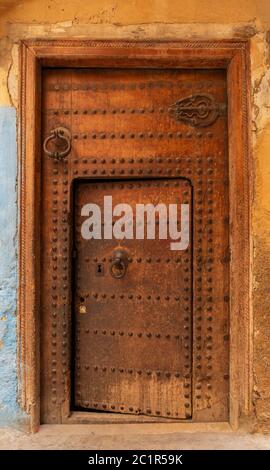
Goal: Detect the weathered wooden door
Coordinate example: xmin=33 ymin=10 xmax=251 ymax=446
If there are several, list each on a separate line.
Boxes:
xmin=41 ymin=67 xmax=229 ymax=423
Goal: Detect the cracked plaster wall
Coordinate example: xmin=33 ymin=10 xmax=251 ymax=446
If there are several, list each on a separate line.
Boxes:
xmin=0 ymin=0 xmax=270 ymax=431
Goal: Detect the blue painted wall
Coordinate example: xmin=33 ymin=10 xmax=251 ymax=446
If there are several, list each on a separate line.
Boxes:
xmin=0 ymin=107 xmax=20 ymax=424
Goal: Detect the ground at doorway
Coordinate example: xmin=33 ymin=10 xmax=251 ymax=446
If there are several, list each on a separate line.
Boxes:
xmin=0 ymin=424 xmax=270 ymax=450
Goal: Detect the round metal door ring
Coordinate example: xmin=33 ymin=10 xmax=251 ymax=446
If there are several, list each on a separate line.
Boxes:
xmin=110 ymin=248 xmax=129 ymax=279
xmin=43 ymin=126 xmax=71 ymax=161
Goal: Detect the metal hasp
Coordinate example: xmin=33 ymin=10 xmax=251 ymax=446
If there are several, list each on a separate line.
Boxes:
xmin=168 ymin=94 xmax=225 ymax=128
xmin=43 ymin=126 xmax=71 ymax=161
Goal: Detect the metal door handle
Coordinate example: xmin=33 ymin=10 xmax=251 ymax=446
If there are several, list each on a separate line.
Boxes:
xmin=110 ymin=249 xmax=129 ymax=279
xmin=43 ymin=126 xmax=71 ymax=161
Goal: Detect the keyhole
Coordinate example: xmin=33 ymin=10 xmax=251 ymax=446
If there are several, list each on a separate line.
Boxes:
xmin=95 ymin=263 xmax=104 ymax=276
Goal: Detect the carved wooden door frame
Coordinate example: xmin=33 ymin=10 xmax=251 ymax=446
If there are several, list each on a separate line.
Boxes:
xmin=18 ymin=39 xmax=252 ymax=431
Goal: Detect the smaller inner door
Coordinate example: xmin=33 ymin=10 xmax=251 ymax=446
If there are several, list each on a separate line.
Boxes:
xmin=73 ymin=178 xmax=192 ymax=419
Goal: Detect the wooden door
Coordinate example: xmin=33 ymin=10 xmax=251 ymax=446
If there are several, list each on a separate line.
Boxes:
xmin=74 ymin=178 xmax=192 ymax=418
xmin=41 ymin=67 xmax=229 ymax=423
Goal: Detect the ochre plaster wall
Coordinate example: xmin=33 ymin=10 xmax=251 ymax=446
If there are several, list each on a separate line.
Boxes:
xmin=0 ymin=0 xmax=270 ymax=431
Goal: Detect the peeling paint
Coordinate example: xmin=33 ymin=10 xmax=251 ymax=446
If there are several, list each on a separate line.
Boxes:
xmin=0 ymin=107 xmax=22 ymax=425
xmin=251 ymin=33 xmax=270 ymax=139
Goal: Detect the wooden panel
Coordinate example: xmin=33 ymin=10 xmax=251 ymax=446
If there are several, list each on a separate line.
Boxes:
xmin=40 ymin=67 xmax=229 ymax=423
xmin=74 ymin=179 xmax=192 ymax=418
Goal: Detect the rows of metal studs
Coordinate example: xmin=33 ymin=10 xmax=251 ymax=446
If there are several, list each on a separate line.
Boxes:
xmin=82 ymin=365 xmax=184 ymax=377
xmin=72 ymin=167 xmax=215 ymax=176
xmin=47 ymin=80 xmax=223 ymax=92
xmin=76 ymin=180 xmax=192 ymax=190
xmin=182 ymin=209 xmax=192 ymax=416
xmin=76 ymin=400 xmax=187 ymax=417
xmin=80 ymin=257 xmax=190 ymax=264
xmin=72 ymin=156 xmax=215 ymax=165
xmin=195 ymin=172 xmax=229 ymax=404
xmin=70 ymin=162 xmax=215 ymax=178
xmin=47 ymin=107 xmax=204 ymax=116
xmin=74 ymin=178 xmax=209 ymax=197
xmin=78 ymin=292 xmax=192 ymax=302
xmin=194 ymin=164 xmax=214 ymax=407
xmin=83 ymin=329 xmax=183 ymax=339
xmin=70 ymin=131 xmax=214 ymax=140
xmin=50 ymin=161 xmax=69 ymax=411
xmin=47 ymin=106 xmax=221 ymax=117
